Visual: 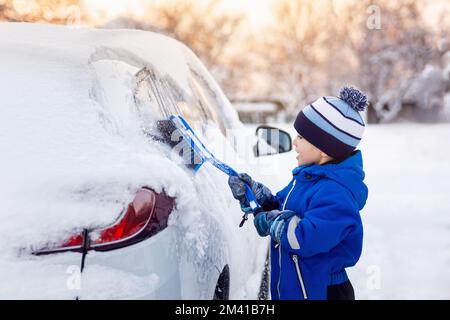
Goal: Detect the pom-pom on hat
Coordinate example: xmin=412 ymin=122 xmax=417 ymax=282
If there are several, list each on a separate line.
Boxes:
xmin=294 ymin=86 xmax=368 ymax=159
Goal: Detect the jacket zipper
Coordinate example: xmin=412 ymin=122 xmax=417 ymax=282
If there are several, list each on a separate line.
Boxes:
xmin=282 ymin=179 xmax=296 ymax=211
xmin=277 ymin=179 xmax=297 ymax=298
xmin=292 ymin=254 xmax=308 ymax=299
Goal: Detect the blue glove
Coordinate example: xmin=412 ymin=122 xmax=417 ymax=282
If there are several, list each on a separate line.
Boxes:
xmin=269 ymin=210 xmax=297 ymax=243
xmin=253 ymin=210 xmax=282 ymax=237
xmin=228 ymin=173 xmax=273 ymax=213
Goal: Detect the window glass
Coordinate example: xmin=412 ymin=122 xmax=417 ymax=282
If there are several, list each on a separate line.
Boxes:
xmin=133 ymin=63 xmax=224 ymax=136
xmin=187 ymin=64 xmax=226 ymax=134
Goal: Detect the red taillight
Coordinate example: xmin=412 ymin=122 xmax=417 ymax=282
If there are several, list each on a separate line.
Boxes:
xmin=91 ymin=188 xmax=156 ymax=245
xmin=32 ymin=232 xmax=85 ymax=255
xmin=33 ymin=188 xmax=174 ymax=255
xmin=62 ymin=234 xmax=84 ymax=247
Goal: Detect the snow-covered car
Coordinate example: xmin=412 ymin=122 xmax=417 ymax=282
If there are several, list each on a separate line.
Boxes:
xmin=0 ymin=22 xmax=292 ymax=299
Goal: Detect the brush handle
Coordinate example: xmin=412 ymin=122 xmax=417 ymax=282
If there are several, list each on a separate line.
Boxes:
xmin=170 ymin=114 xmax=262 ymax=214
xmin=239 ymin=188 xmax=263 ymax=228
xmin=244 ymin=184 xmax=261 ymax=211
xmin=224 ymin=163 xmax=261 ymax=212
xmin=200 ymin=147 xmax=262 ymax=212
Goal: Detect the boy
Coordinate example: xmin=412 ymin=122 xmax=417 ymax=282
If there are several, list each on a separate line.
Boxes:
xmin=228 ymin=87 xmax=369 ymax=300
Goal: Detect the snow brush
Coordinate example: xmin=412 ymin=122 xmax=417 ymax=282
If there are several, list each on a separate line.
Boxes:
xmin=157 ymin=115 xmax=262 ymax=227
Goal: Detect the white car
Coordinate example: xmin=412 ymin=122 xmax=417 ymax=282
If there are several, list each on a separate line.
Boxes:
xmin=0 ymin=22 xmax=292 ymax=299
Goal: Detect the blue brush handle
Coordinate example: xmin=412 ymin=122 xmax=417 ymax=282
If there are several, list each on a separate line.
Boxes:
xmin=218 ymin=162 xmax=262 ymax=227
xmin=244 ymin=184 xmax=263 ymax=212
xmin=211 ymin=160 xmax=262 ymax=212
xmin=172 ymin=114 xmax=262 ymax=216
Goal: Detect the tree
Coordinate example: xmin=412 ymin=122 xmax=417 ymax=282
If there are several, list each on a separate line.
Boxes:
xmin=244 ymin=0 xmax=443 ymax=122
xmin=342 ymin=0 xmax=438 ymax=122
xmin=0 ymin=0 xmax=87 ymax=24
xmin=248 ymin=0 xmax=347 ymax=117
xmin=142 ymin=0 xmax=244 ymax=92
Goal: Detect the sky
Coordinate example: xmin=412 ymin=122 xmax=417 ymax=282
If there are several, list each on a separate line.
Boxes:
xmin=84 ymin=0 xmax=275 ymax=27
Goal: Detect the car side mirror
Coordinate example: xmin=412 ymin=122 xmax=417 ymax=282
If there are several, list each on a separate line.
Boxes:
xmin=255 ymin=126 xmax=292 ymax=157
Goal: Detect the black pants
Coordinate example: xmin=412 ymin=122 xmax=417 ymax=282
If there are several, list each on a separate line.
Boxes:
xmin=326 ymin=280 xmax=355 ymax=300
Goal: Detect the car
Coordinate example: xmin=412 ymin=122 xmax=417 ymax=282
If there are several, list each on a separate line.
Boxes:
xmin=0 ymin=22 xmax=292 ymax=299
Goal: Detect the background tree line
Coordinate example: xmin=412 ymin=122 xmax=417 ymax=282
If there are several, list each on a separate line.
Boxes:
xmin=1 ymin=0 xmax=449 ymax=123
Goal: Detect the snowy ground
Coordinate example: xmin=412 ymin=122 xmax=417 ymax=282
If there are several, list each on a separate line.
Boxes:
xmin=249 ymin=122 xmax=450 ymax=300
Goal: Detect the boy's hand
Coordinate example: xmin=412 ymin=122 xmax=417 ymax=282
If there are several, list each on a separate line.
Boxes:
xmin=253 ymin=210 xmax=282 ymax=236
xmin=253 ymin=210 xmax=296 ymax=238
xmin=227 ymin=173 xmax=273 ymax=213
xmin=270 ymin=210 xmax=297 ymax=243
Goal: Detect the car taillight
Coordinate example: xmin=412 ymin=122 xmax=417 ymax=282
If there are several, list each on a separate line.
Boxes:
xmin=33 ymin=188 xmax=174 ymax=255
xmin=33 ymin=232 xmax=85 ymax=255
xmin=90 ymin=188 xmax=157 ymax=250
xmin=63 ymin=234 xmax=84 ymax=247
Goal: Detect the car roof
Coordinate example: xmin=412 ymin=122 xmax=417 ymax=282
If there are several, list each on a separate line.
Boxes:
xmin=0 ymin=22 xmax=193 ymax=96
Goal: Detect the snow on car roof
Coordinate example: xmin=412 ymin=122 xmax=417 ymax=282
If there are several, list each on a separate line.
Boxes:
xmin=233 ymin=102 xmax=279 ymax=113
xmin=0 ymin=22 xmax=192 ymax=94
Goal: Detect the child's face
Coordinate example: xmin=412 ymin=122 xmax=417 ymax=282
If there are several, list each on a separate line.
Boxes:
xmin=293 ymin=134 xmax=330 ymax=166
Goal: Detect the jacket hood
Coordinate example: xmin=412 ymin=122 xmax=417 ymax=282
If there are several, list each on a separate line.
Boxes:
xmin=292 ymin=150 xmax=368 ymax=210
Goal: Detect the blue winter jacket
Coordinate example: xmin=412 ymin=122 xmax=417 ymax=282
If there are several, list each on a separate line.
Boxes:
xmin=265 ymin=150 xmax=368 ymax=300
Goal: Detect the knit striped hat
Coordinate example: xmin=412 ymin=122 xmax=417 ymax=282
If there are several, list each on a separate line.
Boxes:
xmin=294 ymin=86 xmax=367 ymax=159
